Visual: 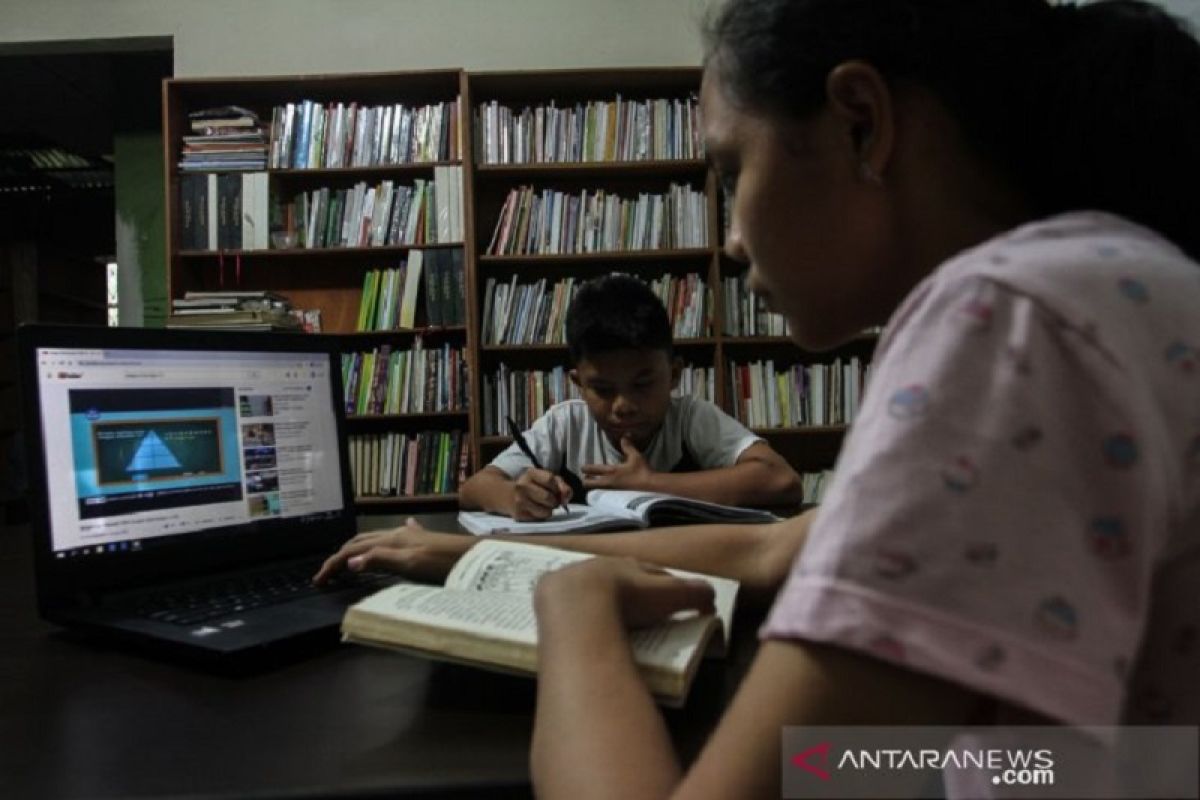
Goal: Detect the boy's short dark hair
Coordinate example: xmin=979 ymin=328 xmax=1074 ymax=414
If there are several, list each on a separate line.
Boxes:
xmin=566 ymin=274 xmax=673 ymax=364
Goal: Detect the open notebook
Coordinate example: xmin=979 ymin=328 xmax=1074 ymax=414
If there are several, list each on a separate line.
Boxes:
xmin=458 ymin=489 xmax=779 ymax=535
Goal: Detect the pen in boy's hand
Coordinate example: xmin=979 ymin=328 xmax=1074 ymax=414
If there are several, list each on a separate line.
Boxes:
xmin=507 ymin=415 xmax=570 ymax=512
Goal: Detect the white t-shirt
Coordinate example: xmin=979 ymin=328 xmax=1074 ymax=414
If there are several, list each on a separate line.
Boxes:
xmin=489 ymin=396 xmax=762 ymax=479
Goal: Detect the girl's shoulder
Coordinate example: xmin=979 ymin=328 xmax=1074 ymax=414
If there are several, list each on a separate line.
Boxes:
xmin=925 ymin=210 xmax=1200 ymax=342
xmin=943 ymin=211 xmax=1196 ymax=296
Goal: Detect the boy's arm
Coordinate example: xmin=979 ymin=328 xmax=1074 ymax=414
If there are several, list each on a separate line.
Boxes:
xmin=645 ymin=441 xmax=802 ymax=507
xmin=459 ymin=464 xmax=572 ymax=520
xmin=584 ymin=439 xmax=804 ymax=509
xmin=458 ymin=465 xmax=518 ymax=514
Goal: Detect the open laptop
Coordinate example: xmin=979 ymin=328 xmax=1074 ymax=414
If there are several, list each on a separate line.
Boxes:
xmin=17 ymin=324 xmax=390 ymax=667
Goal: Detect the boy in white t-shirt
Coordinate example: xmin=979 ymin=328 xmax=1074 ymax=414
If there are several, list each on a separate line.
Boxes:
xmin=459 ymin=275 xmax=803 ymax=520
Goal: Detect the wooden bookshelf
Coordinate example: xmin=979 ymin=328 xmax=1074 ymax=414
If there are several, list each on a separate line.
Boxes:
xmin=162 ymin=67 xmax=876 ymax=511
xmin=163 ymin=70 xmax=471 ymax=511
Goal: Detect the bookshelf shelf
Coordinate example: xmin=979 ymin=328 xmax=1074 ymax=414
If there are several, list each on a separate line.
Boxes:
xmin=346 ymin=411 xmax=470 ymax=422
xmin=270 ymin=161 xmax=461 ymax=179
xmin=481 ymin=337 xmax=717 ymax=354
xmin=354 ymin=494 xmax=459 ymax=506
xmin=338 ymin=326 xmax=468 ymax=339
xmin=478 ymin=248 xmax=710 ymax=266
xmin=178 ymin=242 xmax=465 ymax=259
xmin=751 ymin=425 xmax=848 ymax=436
xmin=475 ymin=159 xmax=706 ymax=180
xmin=722 ymin=335 xmax=794 ymax=345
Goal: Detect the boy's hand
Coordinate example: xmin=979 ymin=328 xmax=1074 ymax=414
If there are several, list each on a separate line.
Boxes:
xmin=513 ymin=468 xmax=573 ymax=520
xmin=582 ymin=437 xmax=653 ymax=490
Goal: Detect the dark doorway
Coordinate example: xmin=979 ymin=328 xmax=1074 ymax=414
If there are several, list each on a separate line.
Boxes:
xmin=0 ymin=40 xmax=173 ymax=522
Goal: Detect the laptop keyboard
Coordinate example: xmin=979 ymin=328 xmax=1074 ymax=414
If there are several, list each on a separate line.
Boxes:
xmin=129 ymin=560 xmax=392 ymax=627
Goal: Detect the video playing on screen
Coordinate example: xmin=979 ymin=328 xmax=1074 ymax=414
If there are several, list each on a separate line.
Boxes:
xmin=70 ymin=387 xmax=244 ymax=519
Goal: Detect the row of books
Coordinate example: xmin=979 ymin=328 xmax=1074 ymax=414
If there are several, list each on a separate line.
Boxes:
xmin=178 ymin=172 xmax=270 ymax=251
xmin=348 ymin=430 xmax=468 ymax=499
xmin=355 ymin=250 xmax=465 ymax=332
xmin=480 ymin=364 xmax=579 ymax=435
xmin=478 ymin=362 xmax=715 ymax=435
xmin=181 ymin=106 xmax=268 ymax=172
xmin=277 ymin=166 xmax=464 ymax=249
xmin=651 ymin=272 xmax=710 ymax=339
xmin=722 ymin=275 xmax=791 ymax=337
xmin=342 ymin=340 xmax=469 ymax=417
xmin=801 ymin=470 xmax=835 ymax=505
xmin=673 ymin=365 xmax=715 ymax=403
xmin=268 ymin=99 xmax=461 ymax=169
xmin=474 ymin=96 xmax=703 ymax=165
xmin=728 ymin=357 xmax=870 ymax=429
xmin=480 ymin=275 xmax=578 ymax=346
xmin=479 ymin=272 xmax=710 ymax=347
xmin=485 ymin=183 xmax=709 ymax=255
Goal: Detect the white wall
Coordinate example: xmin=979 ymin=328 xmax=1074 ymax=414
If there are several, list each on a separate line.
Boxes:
xmin=0 ymin=0 xmax=711 ymax=75
xmin=1158 ymin=0 xmax=1200 ymax=27
xmin=4 ymin=0 xmax=1196 ymax=77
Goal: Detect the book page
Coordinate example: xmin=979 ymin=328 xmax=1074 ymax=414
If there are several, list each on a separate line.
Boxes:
xmin=349 ymin=582 xmax=537 ymax=644
xmin=445 ymin=538 xmax=592 ymax=595
xmin=447 ymin=540 xmax=738 ymax=647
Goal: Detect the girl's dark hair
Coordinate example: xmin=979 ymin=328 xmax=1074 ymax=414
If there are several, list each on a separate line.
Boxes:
xmin=704 ymin=0 xmax=1200 ymax=258
xmin=565 ymin=274 xmax=673 ymax=365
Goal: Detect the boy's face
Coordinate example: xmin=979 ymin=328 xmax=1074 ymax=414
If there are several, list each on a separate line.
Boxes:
xmin=570 ymin=349 xmax=680 ymax=451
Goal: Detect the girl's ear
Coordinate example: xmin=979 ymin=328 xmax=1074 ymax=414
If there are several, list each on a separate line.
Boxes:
xmin=825 ymin=60 xmax=895 ymax=185
xmin=669 ymin=356 xmax=683 ymax=391
xmin=568 ymin=368 xmax=581 ymax=388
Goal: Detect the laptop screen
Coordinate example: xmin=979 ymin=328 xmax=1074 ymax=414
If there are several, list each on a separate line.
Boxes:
xmin=32 ymin=342 xmax=346 ymax=558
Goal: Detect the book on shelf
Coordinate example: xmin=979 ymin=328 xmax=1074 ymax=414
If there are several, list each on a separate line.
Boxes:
xmin=458 ymin=489 xmax=779 ymax=536
xmin=486 ymin=183 xmax=708 ymax=256
xmin=166 ymin=309 xmax=303 ymax=331
xmin=178 ymin=172 xmax=269 ymax=250
xmin=181 ymin=107 xmax=268 ymax=171
xmin=397 ymin=249 xmax=424 ymax=329
xmin=172 ymin=290 xmax=290 ymax=311
xmin=341 ymin=538 xmax=738 ymax=707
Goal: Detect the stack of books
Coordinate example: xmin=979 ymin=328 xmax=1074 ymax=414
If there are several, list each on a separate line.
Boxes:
xmin=179 ymin=106 xmax=269 ymax=172
xmin=167 ymin=291 xmax=305 ymax=331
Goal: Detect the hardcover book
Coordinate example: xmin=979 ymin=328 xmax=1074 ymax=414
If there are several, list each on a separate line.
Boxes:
xmin=341 ymin=539 xmax=738 ymax=706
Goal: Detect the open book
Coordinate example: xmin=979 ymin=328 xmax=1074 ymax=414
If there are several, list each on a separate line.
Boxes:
xmin=341 ymin=539 xmax=739 ymax=707
xmin=457 ymin=489 xmax=779 ymax=536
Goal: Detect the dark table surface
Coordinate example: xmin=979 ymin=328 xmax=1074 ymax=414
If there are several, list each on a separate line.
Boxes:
xmin=0 ymin=513 xmax=760 ymax=800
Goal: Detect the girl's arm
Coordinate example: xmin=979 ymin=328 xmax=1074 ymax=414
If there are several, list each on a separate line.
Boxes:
xmin=531 ymin=558 xmax=983 ymax=800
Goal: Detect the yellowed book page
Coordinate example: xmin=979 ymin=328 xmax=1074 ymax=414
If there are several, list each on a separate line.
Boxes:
xmin=447 ymin=540 xmax=737 ymax=653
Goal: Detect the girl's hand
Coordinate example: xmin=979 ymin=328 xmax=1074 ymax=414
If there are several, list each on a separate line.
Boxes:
xmin=312 ymin=517 xmax=473 ymax=585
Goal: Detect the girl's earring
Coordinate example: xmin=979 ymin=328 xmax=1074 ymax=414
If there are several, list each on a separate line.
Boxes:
xmin=859 ymin=162 xmax=883 ymax=186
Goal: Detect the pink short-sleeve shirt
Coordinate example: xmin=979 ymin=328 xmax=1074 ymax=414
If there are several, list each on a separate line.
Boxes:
xmin=762 ymin=211 xmax=1200 ymax=726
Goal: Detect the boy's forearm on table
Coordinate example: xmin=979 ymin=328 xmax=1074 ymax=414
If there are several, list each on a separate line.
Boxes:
xmin=459 ymin=468 xmax=515 ymax=515
xmin=637 ymin=460 xmax=802 ymax=508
